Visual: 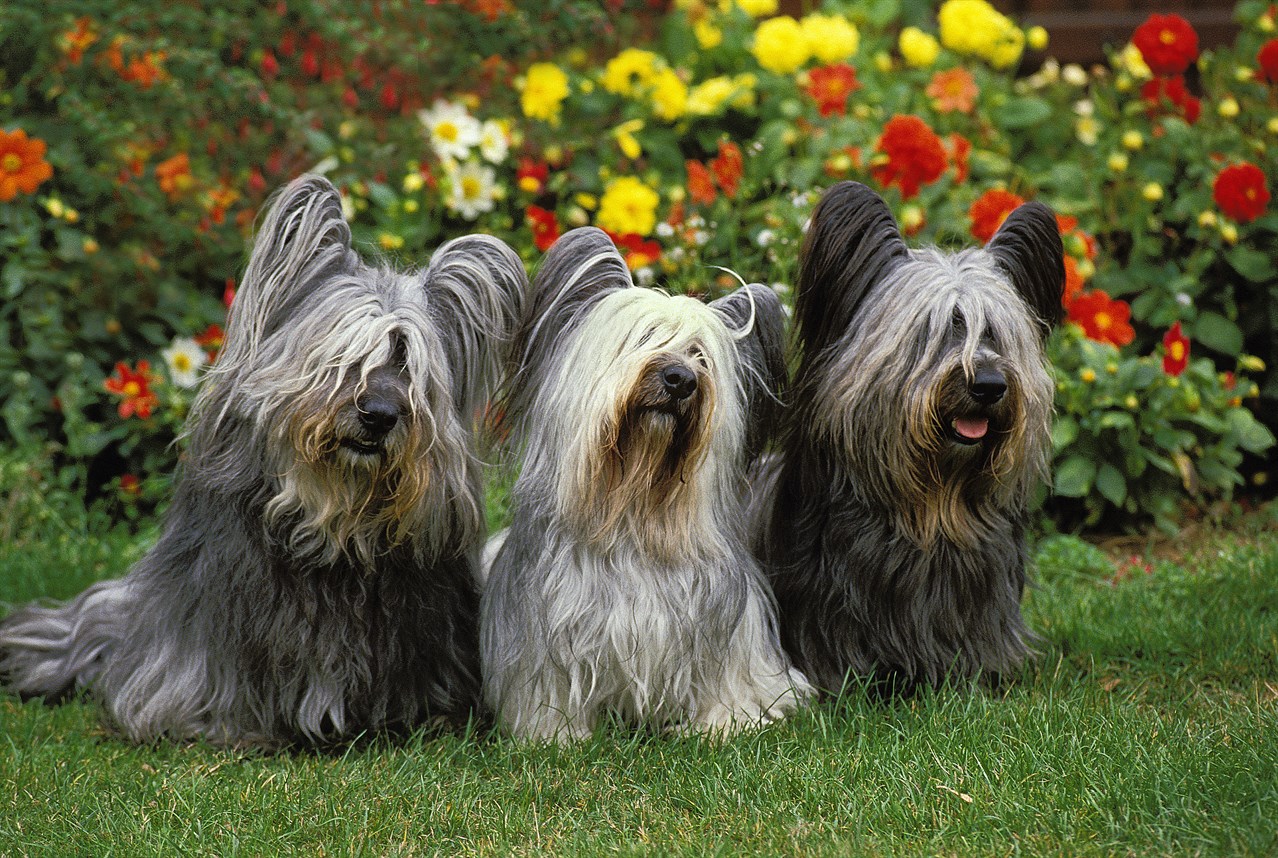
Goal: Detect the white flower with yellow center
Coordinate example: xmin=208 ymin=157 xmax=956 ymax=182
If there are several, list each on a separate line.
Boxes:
xmin=479 ymin=119 xmax=509 ymax=164
xmin=161 ymin=336 xmax=208 ymax=388
xmin=446 ymin=159 xmax=497 ymax=221
xmin=418 ymin=99 xmax=481 ymax=161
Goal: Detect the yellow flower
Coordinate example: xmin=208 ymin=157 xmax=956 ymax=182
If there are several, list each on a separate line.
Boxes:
xmin=752 ymin=16 xmax=810 ymax=74
xmin=1268 ymin=116 xmax=1278 ymax=134
xmin=1026 ymin=25 xmax=1048 ymax=50
xmin=1142 ymin=182 xmax=1164 ymax=202
xmin=731 ymin=73 xmax=758 ymax=108
xmin=687 ymin=76 xmax=737 ymax=116
xmin=575 ymin=192 xmax=598 ymax=210
xmin=1217 ymin=97 xmax=1240 ymax=118
xmin=597 ymin=176 xmax=660 ymax=236
xmin=1122 ymin=130 xmax=1144 ymax=150
xmin=800 ymin=13 xmax=859 ymax=64
xmin=1080 ymin=368 xmax=1096 ymax=383
xmin=938 ymin=0 xmax=1024 ymax=69
xmin=403 ymin=171 xmax=425 ymax=193
xmin=1107 ymin=152 xmax=1129 ymax=172
xmin=521 ymin=62 xmax=570 ymax=123
xmin=83 ymin=237 xmax=99 ymax=254
xmin=1124 ymin=394 xmax=1139 ymax=410
xmin=613 ymin=119 xmax=645 ymax=159
xmin=735 ymin=0 xmax=777 ymax=17
xmin=1198 ymin=210 xmax=1218 ymax=228
xmin=378 ymin=232 xmax=404 ymax=250
xmin=1239 ymin=355 xmax=1266 ymax=373
xmin=603 ymin=48 xmax=661 ymax=96
xmin=1117 ymin=43 xmax=1151 ymax=79
xmin=1076 ymin=116 xmax=1100 ymax=145
xmin=1220 ymin=222 xmax=1239 ymax=244
xmin=650 ymin=67 xmax=688 ymax=121
xmin=898 ymin=27 xmax=940 ymax=68
xmin=694 ymin=19 xmax=723 ymax=49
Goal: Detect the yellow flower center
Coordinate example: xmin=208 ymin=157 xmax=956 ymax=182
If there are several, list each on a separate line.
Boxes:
xmin=123 ymin=381 xmax=141 ymax=397
xmin=1159 ymin=28 xmax=1177 ymax=45
xmin=461 ymin=176 xmax=481 ymax=199
xmin=1095 ymin=311 xmax=1112 ymax=330
xmin=1169 ymin=342 xmax=1185 ymax=361
xmin=436 ymin=121 xmax=459 ymax=142
xmin=173 ymin=354 xmax=192 ymax=373
xmin=1 ymin=153 xmax=21 ymax=173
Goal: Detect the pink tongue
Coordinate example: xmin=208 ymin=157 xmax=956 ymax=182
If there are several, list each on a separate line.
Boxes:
xmin=954 ymin=417 xmax=989 ymax=440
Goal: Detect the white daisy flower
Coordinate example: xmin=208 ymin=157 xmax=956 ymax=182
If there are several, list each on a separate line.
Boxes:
xmin=445 ymin=160 xmax=498 ymax=221
xmin=161 ymin=336 xmax=208 ymax=388
xmin=418 ymin=99 xmax=481 ymax=162
xmin=478 ymin=120 xmax=509 ymax=164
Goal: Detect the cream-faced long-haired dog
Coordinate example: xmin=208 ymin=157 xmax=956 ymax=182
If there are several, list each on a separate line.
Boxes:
xmin=481 ymin=227 xmax=811 ymax=741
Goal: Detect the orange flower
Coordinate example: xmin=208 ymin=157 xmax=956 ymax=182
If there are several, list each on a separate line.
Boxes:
xmin=104 ymin=361 xmax=160 ymax=419
xmin=1162 ymin=321 xmax=1189 ymax=376
xmin=686 ymin=159 xmax=716 ymax=205
xmin=968 ymin=188 xmax=1024 ymax=243
xmin=516 ymin=158 xmax=549 ymax=194
xmin=59 ymin=17 xmax=98 ymax=65
xmin=710 ymin=140 xmax=744 ymax=199
xmin=926 ymin=67 xmax=979 ymax=113
xmin=155 ymin=153 xmax=193 ymax=198
xmin=805 ymin=64 xmax=862 ymax=117
xmin=948 ymin=133 xmax=972 ymax=184
xmin=1062 ymin=255 xmax=1085 ymax=305
xmin=0 ymin=129 xmax=54 ymax=202
xmin=1066 ymin=290 xmax=1135 ymax=347
xmin=105 ymin=36 xmax=168 ymax=88
xmin=870 ymin=114 xmax=947 ymax=199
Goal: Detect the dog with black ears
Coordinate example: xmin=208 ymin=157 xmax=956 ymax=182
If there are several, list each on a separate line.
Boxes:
xmin=752 ymin=180 xmax=1065 ymax=694
xmin=482 ymin=226 xmax=812 ymax=741
xmin=0 ymin=174 xmax=527 ymax=747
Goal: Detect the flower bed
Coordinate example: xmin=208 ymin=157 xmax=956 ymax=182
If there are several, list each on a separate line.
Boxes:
xmin=1 ymin=0 xmax=1275 ymax=529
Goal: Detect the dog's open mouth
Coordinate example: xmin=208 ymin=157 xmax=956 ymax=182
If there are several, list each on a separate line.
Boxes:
xmin=950 ymin=416 xmax=990 ymax=446
xmin=339 ymin=437 xmax=384 ymax=456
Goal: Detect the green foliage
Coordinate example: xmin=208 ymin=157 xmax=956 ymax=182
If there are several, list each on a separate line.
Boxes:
xmin=1 ymin=0 xmax=1275 ymax=530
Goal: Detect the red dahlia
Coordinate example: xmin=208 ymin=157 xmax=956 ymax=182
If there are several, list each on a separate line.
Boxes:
xmin=870 ymin=114 xmax=947 ymax=200
xmin=968 ymin=188 xmax=1024 ymax=243
xmin=1132 ymin=13 xmax=1199 ymax=76
xmin=1213 ymin=163 xmax=1270 ymax=223
xmin=1162 ymin=322 xmax=1190 ymax=377
xmin=1257 ymin=38 xmax=1278 ymax=85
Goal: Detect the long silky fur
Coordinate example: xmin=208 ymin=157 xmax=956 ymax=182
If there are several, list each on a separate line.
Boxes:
xmin=483 ymin=227 xmax=810 ymax=741
xmin=0 ymin=174 xmax=526 ymax=747
xmin=754 ymin=181 xmax=1064 ymax=694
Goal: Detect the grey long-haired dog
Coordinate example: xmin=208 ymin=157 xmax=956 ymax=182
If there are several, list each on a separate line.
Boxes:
xmin=752 ymin=181 xmax=1064 ymax=694
xmin=482 ymin=227 xmax=812 ymax=741
xmin=0 ymin=175 xmax=526 ymax=747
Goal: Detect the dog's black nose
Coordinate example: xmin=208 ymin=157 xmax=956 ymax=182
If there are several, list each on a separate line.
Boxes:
xmin=970 ymin=369 xmax=1007 ymax=405
xmin=357 ymin=397 xmax=401 ymax=436
xmin=661 ymin=365 xmax=698 ymax=400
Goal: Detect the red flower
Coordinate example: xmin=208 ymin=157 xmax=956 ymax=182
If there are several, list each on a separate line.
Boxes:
xmin=1132 ymin=13 xmax=1199 ymax=76
xmin=516 ymin=158 xmax=549 ymax=194
xmin=104 ymin=361 xmax=159 ymax=419
xmin=686 ymin=159 xmax=716 ymax=205
xmin=948 ymin=134 xmax=972 ymax=184
xmin=805 ymin=64 xmax=861 ymax=118
xmin=969 ymin=188 xmax=1025 ymax=243
xmin=1139 ymin=75 xmax=1201 ymax=124
xmin=155 ymin=153 xmax=193 ymax=199
xmin=1213 ymin=162 xmax=1270 ymax=223
xmin=1066 ymin=290 xmax=1135 ymax=347
xmin=1062 ymin=255 xmax=1085 ymax=305
xmin=607 ymin=231 xmax=662 ymax=271
xmin=870 ymin=115 xmax=947 ymax=200
xmin=1162 ymin=321 xmax=1190 ymax=376
xmin=710 ymin=140 xmax=744 ymax=199
xmin=224 ymin=278 xmax=237 ymax=308
xmin=1259 ymin=39 xmax=1278 ymax=84
xmin=194 ymin=323 xmax=225 ymax=362
xmin=119 ymin=474 xmax=141 ymax=498
xmin=525 ymin=205 xmax=561 ymax=252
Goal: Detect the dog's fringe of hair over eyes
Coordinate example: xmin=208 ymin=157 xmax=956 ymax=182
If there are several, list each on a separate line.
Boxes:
xmin=0 ymin=174 xmax=527 ymax=747
xmin=755 ymin=181 xmax=1064 ymax=694
xmin=482 ymin=227 xmax=809 ymax=742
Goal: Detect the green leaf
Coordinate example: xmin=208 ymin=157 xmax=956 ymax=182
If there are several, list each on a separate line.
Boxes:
xmin=1194 ymin=312 xmax=1244 ymax=356
xmin=2 ymin=262 xmax=24 ymax=299
xmin=1051 ymin=415 xmax=1078 ymax=450
xmin=1097 ymin=411 xmax=1135 ymax=431
xmin=1226 ymin=246 xmax=1273 ymax=283
xmin=1053 ymin=455 xmax=1097 ymax=498
xmin=994 ymin=97 xmax=1052 ymax=130
xmin=1227 ymin=408 xmax=1277 ymax=454
xmin=1095 ymin=463 xmax=1127 ymax=506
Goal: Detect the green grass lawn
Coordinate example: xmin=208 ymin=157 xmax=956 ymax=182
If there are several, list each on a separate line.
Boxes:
xmin=2 ymin=485 xmax=1277 ymax=856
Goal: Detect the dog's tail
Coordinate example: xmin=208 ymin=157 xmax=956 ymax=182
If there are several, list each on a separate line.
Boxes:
xmin=0 ymin=578 xmax=133 ymax=701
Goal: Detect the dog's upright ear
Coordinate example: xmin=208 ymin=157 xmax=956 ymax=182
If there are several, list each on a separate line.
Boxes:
xmin=710 ymin=283 xmax=788 ymax=463
xmin=987 ymin=201 xmax=1065 ymax=336
xmin=796 ymin=181 xmax=908 ymax=354
xmin=225 ymin=174 xmax=357 ymax=367
xmin=423 ymin=234 xmax=529 ymax=413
